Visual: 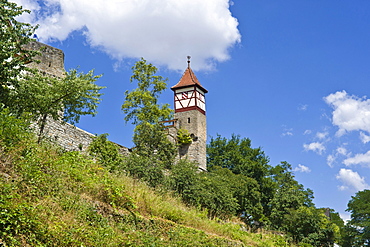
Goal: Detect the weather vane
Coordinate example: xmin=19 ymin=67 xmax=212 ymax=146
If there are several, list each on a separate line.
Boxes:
xmin=187 ymin=56 xmax=191 ymax=67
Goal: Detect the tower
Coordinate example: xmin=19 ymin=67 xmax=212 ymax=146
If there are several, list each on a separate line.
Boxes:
xmin=171 ymin=57 xmax=208 ymax=170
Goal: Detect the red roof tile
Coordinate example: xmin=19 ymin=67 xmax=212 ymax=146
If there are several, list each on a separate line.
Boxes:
xmin=171 ymin=65 xmax=208 ymax=93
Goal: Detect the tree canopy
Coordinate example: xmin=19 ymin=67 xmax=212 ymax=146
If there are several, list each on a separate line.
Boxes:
xmin=0 ymin=0 xmax=38 ymax=106
xmin=342 ymin=189 xmax=370 ymax=246
xmin=122 ymin=58 xmax=176 ymax=168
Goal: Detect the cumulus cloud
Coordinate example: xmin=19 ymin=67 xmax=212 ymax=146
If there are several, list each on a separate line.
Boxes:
xmin=360 ymin=132 xmax=370 ymax=144
xmin=327 ymin=154 xmax=335 ymax=168
xmin=343 ymin=150 xmax=370 ymax=168
xmin=337 ymin=147 xmax=348 ymax=156
xmin=293 ymin=164 xmax=311 ymax=173
xmin=336 ymin=168 xmax=370 ymax=191
xmin=316 ymin=131 xmax=329 ymax=140
xmin=324 ymin=91 xmax=370 ymax=136
xmin=303 ymin=142 xmax=325 ymax=155
xmin=326 ymin=147 xmax=349 ymax=167
xmin=13 ymin=0 xmax=241 ymax=71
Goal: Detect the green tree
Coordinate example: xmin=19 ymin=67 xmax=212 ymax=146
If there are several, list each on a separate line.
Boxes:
xmin=122 ymin=58 xmax=176 ymax=168
xmin=269 ymin=161 xmax=314 ymax=229
xmin=282 ymin=206 xmax=339 ymax=246
xmin=0 ymin=0 xmax=38 ymax=106
xmin=88 ymin=134 xmax=124 ymax=172
xmin=10 ymin=69 xmax=104 ymax=141
xmin=207 ymin=134 xmax=272 ymax=224
xmin=344 ymin=189 xmax=370 ymax=246
xmin=122 ymin=57 xmax=172 ymax=125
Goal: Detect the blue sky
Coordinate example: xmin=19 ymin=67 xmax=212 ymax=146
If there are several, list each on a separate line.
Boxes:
xmin=15 ymin=0 xmax=370 ymax=220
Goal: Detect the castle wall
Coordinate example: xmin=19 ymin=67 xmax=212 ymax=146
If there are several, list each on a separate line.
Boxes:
xmin=25 ymin=41 xmax=129 ymax=155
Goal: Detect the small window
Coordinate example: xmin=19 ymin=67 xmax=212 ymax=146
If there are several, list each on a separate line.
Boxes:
xmin=187 ymin=118 xmax=191 ymax=123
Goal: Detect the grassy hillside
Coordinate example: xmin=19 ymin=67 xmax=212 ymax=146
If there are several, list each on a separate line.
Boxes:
xmin=0 ymin=113 xmax=288 ymax=246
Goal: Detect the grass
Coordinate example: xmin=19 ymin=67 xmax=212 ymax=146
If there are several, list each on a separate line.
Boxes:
xmin=0 ymin=128 xmax=290 ymax=246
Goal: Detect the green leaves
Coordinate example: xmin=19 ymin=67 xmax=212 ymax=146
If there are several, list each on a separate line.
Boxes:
xmin=88 ymin=134 xmax=124 ymax=172
xmin=344 ymin=189 xmax=370 ymax=246
xmin=177 ymin=128 xmax=193 ymax=145
xmin=122 ymin=58 xmax=173 ymax=125
xmin=8 ymin=68 xmax=104 ymax=140
xmin=122 ymin=58 xmax=176 ymax=171
xmin=0 ymin=0 xmax=39 ymax=106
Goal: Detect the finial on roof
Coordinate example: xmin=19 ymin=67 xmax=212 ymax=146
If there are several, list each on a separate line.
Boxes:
xmin=187 ymin=56 xmax=191 ymax=68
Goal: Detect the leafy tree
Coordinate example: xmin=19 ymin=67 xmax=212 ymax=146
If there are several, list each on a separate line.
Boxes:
xmin=189 ymin=170 xmax=239 ymax=219
xmin=282 ymin=206 xmax=339 ymax=246
xmin=207 ymin=134 xmax=272 ymax=224
xmin=123 ymin=154 xmax=165 ymax=188
xmin=328 ymin=209 xmax=346 ymax=246
xmin=167 ymin=159 xmax=199 ymax=196
xmin=269 ymin=161 xmax=314 ymax=229
xmin=344 ymin=189 xmax=370 ymax=246
xmin=0 ymin=0 xmax=38 ymax=106
xmin=88 ymin=134 xmax=124 ymax=172
xmin=10 ymin=69 xmax=104 ymax=141
xmin=168 ymin=162 xmax=239 ymax=220
xmin=122 ymin=57 xmax=172 ymax=125
xmin=122 ymin=58 xmax=176 ymax=168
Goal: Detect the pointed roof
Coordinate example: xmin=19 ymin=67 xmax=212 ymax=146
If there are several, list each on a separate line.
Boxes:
xmin=171 ymin=60 xmax=208 ymax=93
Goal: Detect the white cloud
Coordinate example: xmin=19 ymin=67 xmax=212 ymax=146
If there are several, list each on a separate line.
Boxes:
xmin=327 ymin=147 xmax=349 ymax=168
xmin=316 ymin=131 xmax=329 ymax=140
xmin=293 ymin=164 xmax=311 ymax=173
xmin=337 ymin=147 xmax=348 ymax=156
xmin=336 ymin=168 xmax=370 ymax=191
xmin=303 ymin=130 xmax=312 ymax=135
xmin=343 ymin=150 xmax=370 ymax=168
xmin=327 ymin=154 xmax=335 ymax=168
xmin=360 ymin=132 xmax=370 ymax=144
xmin=324 ymin=91 xmax=370 ymax=136
xmin=282 ymin=131 xmax=293 ymax=136
xmin=298 ymin=104 xmax=308 ymax=111
xmin=13 ymin=0 xmax=241 ymax=71
xmin=303 ymin=142 xmax=325 ymax=155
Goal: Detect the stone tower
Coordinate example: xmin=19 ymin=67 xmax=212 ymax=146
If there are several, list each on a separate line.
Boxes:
xmin=25 ymin=41 xmax=65 ymax=78
xmin=171 ymin=58 xmax=208 ymax=171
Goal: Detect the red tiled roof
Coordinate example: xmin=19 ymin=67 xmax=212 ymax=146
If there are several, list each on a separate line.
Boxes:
xmin=171 ymin=65 xmax=208 ymax=93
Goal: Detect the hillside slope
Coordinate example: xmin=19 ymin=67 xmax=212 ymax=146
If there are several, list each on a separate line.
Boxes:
xmin=0 ymin=113 xmax=288 ymax=246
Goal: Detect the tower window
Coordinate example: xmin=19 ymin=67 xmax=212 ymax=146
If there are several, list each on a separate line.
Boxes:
xmin=187 ymin=118 xmax=191 ymax=123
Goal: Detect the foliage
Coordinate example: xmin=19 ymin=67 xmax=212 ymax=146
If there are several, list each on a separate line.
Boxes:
xmin=167 ymin=159 xmax=199 ymax=196
xmin=123 ymin=153 xmax=166 ymax=188
xmin=0 ymin=107 xmax=32 ymax=148
xmin=0 ymin=0 xmax=39 ymax=106
xmin=269 ymin=161 xmax=314 ymax=230
xmin=88 ymin=133 xmax=124 ymax=171
xmin=343 ymin=189 xmax=370 ymax=246
xmin=122 ymin=57 xmax=172 ymax=125
xmin=0 ymin=112 xmax=290 ymax=246
xmin=122 ymin=58 xmax=176 ymax=169
xmin=132 ymin=122 xmax=176 ymax=169
xmin=9 ymin=68 xmax=104 ymax=140
xmin=177 ymin=128 xmax=193 ymax=145
xmin=281 ymin=207 xmax=339 ymax=246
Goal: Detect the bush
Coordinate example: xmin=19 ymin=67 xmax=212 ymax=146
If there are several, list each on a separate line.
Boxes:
xmin=0 ymin=108 xmax=32 ymax=148
xmin=88 ymin=133 xmax=124 ymax=171
xmin=123 ymin=154 xmax=165 ymax=187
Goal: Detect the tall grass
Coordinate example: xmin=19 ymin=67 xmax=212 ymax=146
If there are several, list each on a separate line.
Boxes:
xmin=0 ymin=111 xmax=289 ymax=246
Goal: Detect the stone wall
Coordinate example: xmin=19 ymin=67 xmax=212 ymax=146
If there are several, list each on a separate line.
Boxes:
xmin=32 ymin=118 xmax=130 ymax=155
xmin=26 ymin=41 xmax=130 ymax=156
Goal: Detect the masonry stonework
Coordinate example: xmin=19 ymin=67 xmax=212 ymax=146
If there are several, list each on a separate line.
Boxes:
xmin=26 ymin=41 xmax=129 ymax=155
